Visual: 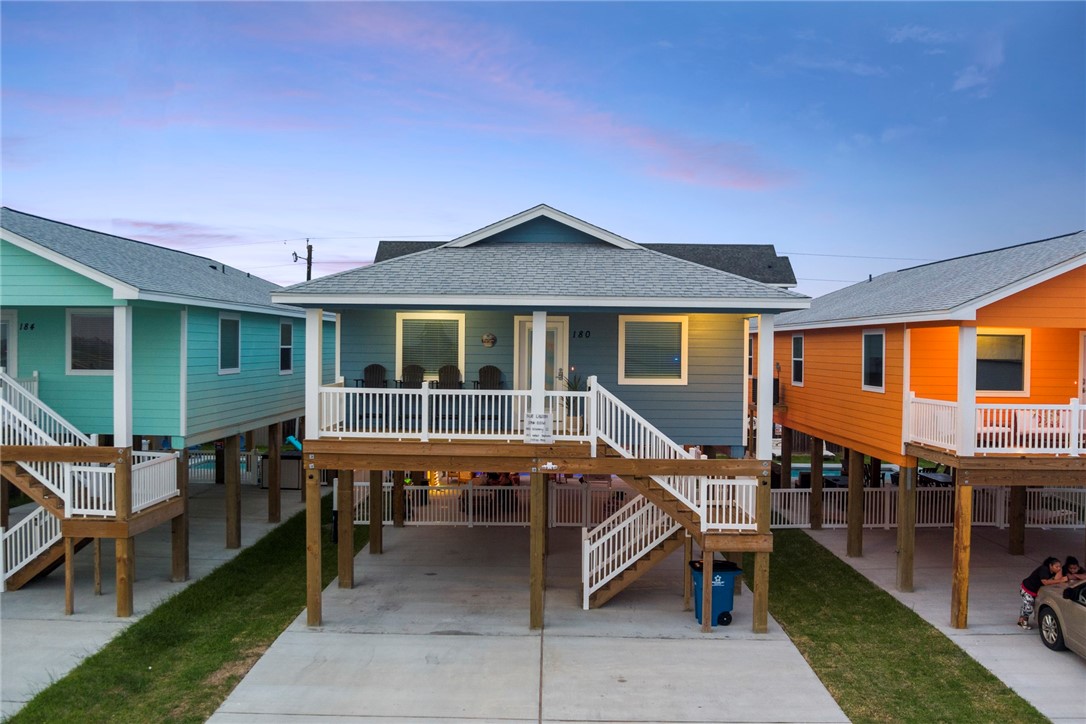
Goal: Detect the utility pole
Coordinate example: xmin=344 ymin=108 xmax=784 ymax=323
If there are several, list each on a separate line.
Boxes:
xmin=292 ymin=239 xmax=313 ymax=281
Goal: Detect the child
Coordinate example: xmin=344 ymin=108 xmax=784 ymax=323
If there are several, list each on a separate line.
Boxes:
xmin=1018 ymin=557 xmax=1066 ymax=629
xmin=1064 ymin=556 xmax=1086 ymax=582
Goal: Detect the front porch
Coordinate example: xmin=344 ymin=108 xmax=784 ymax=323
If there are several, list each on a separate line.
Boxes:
xmin=909 ymin=394 xmax=1085 ymax=457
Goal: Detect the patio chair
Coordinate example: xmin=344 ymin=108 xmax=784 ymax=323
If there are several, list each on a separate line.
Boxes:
xmin=397 ymin=364 xmax=426 ymax=388
xmin=354 ymin=363 xmax=388 ymax=388
xmin=473 ymin=365 xmax=503 ymax=390
xmin=434 ymin=364 xmax=462 ymax=389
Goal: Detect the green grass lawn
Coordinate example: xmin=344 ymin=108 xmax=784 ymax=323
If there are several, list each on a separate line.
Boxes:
xmin=11 ymin=496 xmax=366 ymax=724
xmin=748 ymin=529 xmax=1043 ymax=723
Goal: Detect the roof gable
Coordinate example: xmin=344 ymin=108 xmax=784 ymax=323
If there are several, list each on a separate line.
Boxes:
xmin=442 ymin=204 xmax=641 ymax=250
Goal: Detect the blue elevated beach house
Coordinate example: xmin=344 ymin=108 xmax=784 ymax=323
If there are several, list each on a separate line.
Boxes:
xmin=272 ymin=204 xmax=810 ymax=631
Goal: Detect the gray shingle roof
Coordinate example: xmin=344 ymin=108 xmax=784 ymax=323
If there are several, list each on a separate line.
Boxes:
xmin=777 ymin=231 xmax=1086 ymax=327
xmin=281 ymin=242 xmax=808 ymax=307
xmin=374 ymin=240 xmax=798 ymax=286
xmin=1 ymin=207 xmax=292 ymax=313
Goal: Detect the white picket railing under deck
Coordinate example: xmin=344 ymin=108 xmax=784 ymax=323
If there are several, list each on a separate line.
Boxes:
xmin=1 ymin=507 xmax=62 ymax=589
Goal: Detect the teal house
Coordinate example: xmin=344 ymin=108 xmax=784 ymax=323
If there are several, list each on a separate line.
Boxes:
xmin=0 ymin=207 xmax=334 ymax=611
xmin=0 ymin=207 xmax=335 ymax=449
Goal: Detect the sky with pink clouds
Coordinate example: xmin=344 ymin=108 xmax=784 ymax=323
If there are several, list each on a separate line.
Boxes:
xmin=2 ymin=1 xmax=1083 ymax=297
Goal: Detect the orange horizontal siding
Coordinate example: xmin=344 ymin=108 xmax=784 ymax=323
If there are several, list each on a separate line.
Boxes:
xmin=978 ymin=266 xmax=1086 ymax=328
xmin=773 ymin=326 xmax=906 ymax=465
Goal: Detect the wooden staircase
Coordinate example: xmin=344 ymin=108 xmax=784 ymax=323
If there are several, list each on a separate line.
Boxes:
xmin=588 ymin=528 xmax=685 ymax=608
xmin=1 ymin=460 xmax=66 ymax=515
xmin=5 ymin=536 xmax=91 ymax=590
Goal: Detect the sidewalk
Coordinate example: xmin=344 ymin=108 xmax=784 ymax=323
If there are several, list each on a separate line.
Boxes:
xmin=808 ymin=525 xmax=1086 ymax=723
xmin=211 ymin=525 xmax=849 ymax=723
xmin=0 ymin=483 xmax=306 ymax=719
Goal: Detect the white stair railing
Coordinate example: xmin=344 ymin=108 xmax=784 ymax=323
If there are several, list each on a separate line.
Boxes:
xmin=1 ymin=506 xmax=62 ymax=588
xmin=581 ymin=494 xmax=682 ymax=609
xmin=0 ymin=401 xmax=72 ymax=507
xmin=0 ymin=370 xmax=92 ymax=447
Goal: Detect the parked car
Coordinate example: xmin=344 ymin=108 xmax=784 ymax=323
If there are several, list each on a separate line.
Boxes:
xmin=1036 ymin=581 xmax=1086 ymax=658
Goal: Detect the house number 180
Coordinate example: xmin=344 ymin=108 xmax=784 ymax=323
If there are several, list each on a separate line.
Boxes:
xmin=571 ymin=330 xmax=590 ymax=338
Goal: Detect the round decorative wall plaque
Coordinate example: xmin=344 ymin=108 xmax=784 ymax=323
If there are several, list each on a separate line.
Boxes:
xmin=481 ymin=333 xmax=497 ymax=347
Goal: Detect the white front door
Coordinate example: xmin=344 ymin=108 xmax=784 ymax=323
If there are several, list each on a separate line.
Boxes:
xmin=0 ymin=309 xmax=17 ymax=376
xmin=514 ymin=316 xmax=568 ymax=391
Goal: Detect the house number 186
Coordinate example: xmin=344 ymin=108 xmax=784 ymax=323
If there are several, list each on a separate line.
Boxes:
xmin=571 ymin=330 xmax=590 ymax=338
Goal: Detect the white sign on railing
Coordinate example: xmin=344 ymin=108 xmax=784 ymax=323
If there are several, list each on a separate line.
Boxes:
xmin=524 ymin=412 xmax=554 ymax=444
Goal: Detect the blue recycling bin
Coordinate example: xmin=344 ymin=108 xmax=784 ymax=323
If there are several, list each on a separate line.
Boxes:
xmin=690 ymin=559 xmax=742 ymax=626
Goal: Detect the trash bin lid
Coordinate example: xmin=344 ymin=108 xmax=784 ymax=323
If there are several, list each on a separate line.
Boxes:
xmin=689 ymin=559 xmax=740 ymax=572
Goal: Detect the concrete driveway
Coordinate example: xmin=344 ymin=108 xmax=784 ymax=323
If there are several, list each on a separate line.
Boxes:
xmin=211 ymin=525 xmax=849 ymax=723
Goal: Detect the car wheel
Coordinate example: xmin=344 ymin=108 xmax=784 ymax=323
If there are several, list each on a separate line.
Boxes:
xmin=1038 ymin=607 xmax=1066 ymax=651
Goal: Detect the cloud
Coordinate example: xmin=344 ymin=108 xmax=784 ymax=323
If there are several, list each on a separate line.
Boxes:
xmin=241 ymin=4 xmax=790 ymax=190
xmin=888 ymin=24 xmax=956 ymax=45
xmin=773 ymin=52 xmax=887 ymax=78
xmin=109 ymin=219 xmax=248 ymax=248
xmin=952 ymin=32 xmax=1004 ymax=96
xmin=880 ymin=125 xmax=917 ymax=143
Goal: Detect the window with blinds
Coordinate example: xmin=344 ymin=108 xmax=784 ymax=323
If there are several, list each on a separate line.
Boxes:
xmin=619 ymin=316 xmax=687 ymax=385
xmin=400 ymin=316 xmax=462 ymax=377
xmin=68 ymin=309 xmax=113 ymax=373
xmin=977 ymin=333 xmax=1026 ymax=392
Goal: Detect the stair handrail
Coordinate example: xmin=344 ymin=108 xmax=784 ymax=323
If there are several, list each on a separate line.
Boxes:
xmin=0 ymin=400 xmax=73 ymax=506
xmin=1 ymin=506 xmax=63 ymax=586
xmin=581 ymin=494 xmax=682 ymax=609
xmin=0 ymin=370 xmax=92 ymax=447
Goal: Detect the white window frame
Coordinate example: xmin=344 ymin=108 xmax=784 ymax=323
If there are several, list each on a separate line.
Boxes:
xmin=976 ymin=327 xmax=1030 ymax=397
xmin=395 ymin=312 xmax=465 ymax=381
xmin=279 ymin=319 xmax=293 ymax=375
xmin=791 ymin=334 xmax=804 ymax=386
xmin=219 ymin=312 xmax=241 ymax=375
xmin=618 ymin=314 xmax=688 ymax=386
xmin=861 ymin=329 xmax=885 ymax=393
xmin=66 ymin=308 xmax=114 ymax=376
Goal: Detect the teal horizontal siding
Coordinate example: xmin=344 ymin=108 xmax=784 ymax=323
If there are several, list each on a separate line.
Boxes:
xmin=132 ymin=306 xmax=182 ymax=437
xmin=1 ymin=241 xmax=115 ymax=306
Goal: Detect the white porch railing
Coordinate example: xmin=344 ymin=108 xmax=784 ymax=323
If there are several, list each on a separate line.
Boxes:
xmin=1 ymin=507 xmax=62 ymax=588
xmin=1 ymin=401 xmax=74 ymax=506
xmin=770 ymin=486 xmax=1086 ymax=530
xmin=909 ymin=394 xmax=1084 ymax=456
xmin=132 ymin=451 xmax=181 ymax=513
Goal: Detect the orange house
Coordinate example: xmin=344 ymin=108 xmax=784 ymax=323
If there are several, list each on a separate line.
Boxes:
xmin=756 ymin=231 xmax=1085 ymax=627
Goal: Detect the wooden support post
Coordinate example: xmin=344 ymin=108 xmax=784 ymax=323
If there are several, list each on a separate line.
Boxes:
xmin=683 ymin=534 xmax=693 ymax=611
xmin=172 ymin=448 xmax=190 ymax=582
xmin=338 ymin=469 xmax=354 ymax=587
xmin=94 ymin=538 xmax=102 ymax=595
xmin=225 ymin=434 xmax=241 ymax=549
xmin=267 ymin=422 xmax=282 ymax=523
xmin=305 ymin=468 xmax=322 ymax=627
xmin=896 ymin=465 xmax=917 ymax=592
xmin=392 ymin=470 xmax=405 ymax=527
xmin=951 ymin=483 xmax=973 ymax=629
xmin=116 ymin=536 xmax=134 ymax=617
xmin=753 ymin=470 xmax=771 ymax=634
xmin=780 ymin=426 xmax=793 ymax=489
xmin=529 ymin=471 xmax=546 ymax=629
xmin=810 ymin=437 xmax=824 ymax=530
xmin=369 ymin=470 xmax=383 ymax=555
xmin=846 ymin=448 xmax=864 ymax=557
xmin=701 ymin=547 xmax=713 ymax=633
xmin=65 ymin=537 xmax=75 ymax=615
xmin=1008 ymin=486 xmax=1026 ymax=556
